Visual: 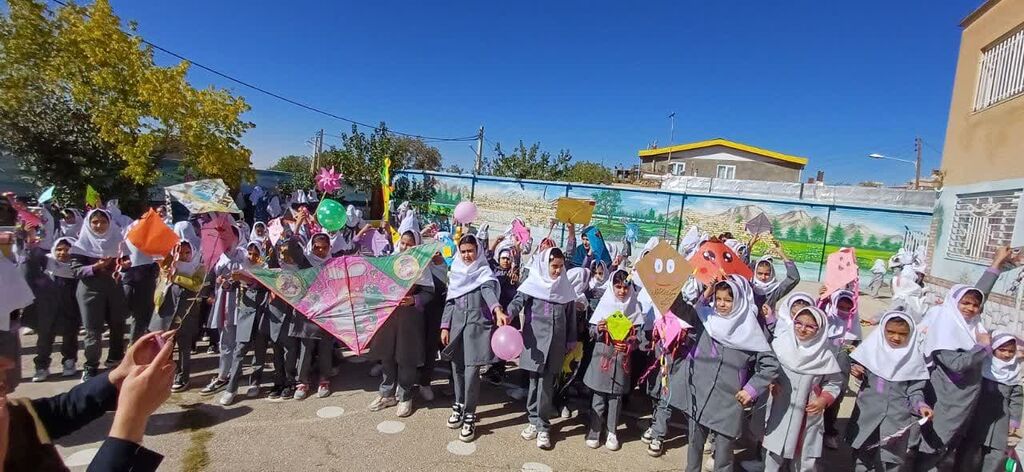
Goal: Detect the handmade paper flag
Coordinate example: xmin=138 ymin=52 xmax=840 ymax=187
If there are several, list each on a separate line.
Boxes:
xmin=267 ymin=218 xmax=286 ymax=246
xmin=200 ymin=213 xmax=239 ymax=271
xmin=823 ymin=247 xmax=859 ymax=298
xmin=247 ymin=242 xmax=439 ymax=354
xmin=85 ymin=185 xmax=102 ymax=208
xmin=745 ymin=212 xmax=772 ymax=235
xmin=509 ymin=218 xmax=531 ymax=246
xmin=654 ymin=312 xmax=690 ymax=349
xmin=38 ymin=186 xmax=55 ymax=204
xmin=165 ymin=179 xmax=241 ymax=214
xmin=555 ymin=198 xmax=596 ymax=225
xmin=606 ymin=311 xmax=634 ymax=342
xmin=635 ymin=241 xmax=694 ymax=315
xmin=691 ymin=239 xmax=754 ymax=285
xmin=126 ymin=209 xmax=180 ymax=257
xmin=380 ymin=158 xmax=392 ymax=223
xmin=5 ymin=194 xmax=42 ymax=229
xmin=438 ymin=232 xmax=457 ymax=266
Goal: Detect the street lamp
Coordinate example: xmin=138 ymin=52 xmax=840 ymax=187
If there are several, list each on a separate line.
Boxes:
xmin=867 ymin=146 xmax=922 ymax=189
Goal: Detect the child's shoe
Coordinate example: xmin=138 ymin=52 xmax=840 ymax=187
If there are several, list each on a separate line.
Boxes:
xmin=585 ymin=438 xmax=601 ymax=449
xmin=368 ymin=395 xmax=397 ymax=411
xmin=317 ymin=382 xmax=331 ymax=398
xmin=447 ymin=404 xmax=464 ymax=429
xmin=459 ymin=413 xmax=477 ymax=442
xmin=536 ymin=431 xmax=552 ymax=450
xmin=293 ymin=384 xmax=309 ymax=401
xmin=520 ymin=424 xmax=538 ymax=440
xmin=647 ymin=438 xmax=664 ymax=457
xmin=396 ymin=399 xmax=413 ymax=418
xmin=61 ymin=360 xmax=77 ymax=377
xmin=605 ymin=433 xmax=620 ymax=451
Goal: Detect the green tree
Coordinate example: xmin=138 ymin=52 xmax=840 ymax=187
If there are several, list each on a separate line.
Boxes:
xmin=269 ymin=155 xmax=313 ymax=195
xmin=848 ymin=229 xmax=864 ymax=247
xmin=317 ymin=123 xmax=405 ymax=217
xmin=829 ymin=225 xmax=847 ymax=246
xmin=797 ymin=227 xmax=810 ymax=242
xmin=393 ymin=137 xmax=442 ymax=171
xmin=0 ymin=0 xmax=254 ymax=188
xmin=810 ymin=222 xmax=826 ymax=242
xmin=489 ymin=141 xmax=571 ymax=180
xmin=564 ymin=161 xmax=613 ymax=184
xmin=866 ymin=234 xmax=879 ymax=249
xmin=593 ymin=190 xmax=622 ymax=222
xmin=444 ymin=163 xmax=465 ymax=174
xmin=771 ymin=218 xmax=783 ymax=236
xmin=784 ymin=227 xmax=798 ymax=241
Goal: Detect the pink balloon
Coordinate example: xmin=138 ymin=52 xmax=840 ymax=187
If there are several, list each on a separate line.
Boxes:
xmin=453 ymin=201 xmax=478 ymax=224
xmin=490 ymin=325 xmax=524 ymax=361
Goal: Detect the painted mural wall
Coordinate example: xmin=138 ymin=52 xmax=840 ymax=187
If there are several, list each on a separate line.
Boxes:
xmin=394 ymin=171 xmax=933 ymax=284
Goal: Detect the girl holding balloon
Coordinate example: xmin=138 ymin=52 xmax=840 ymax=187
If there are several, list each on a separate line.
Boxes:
xmin=506 ymin=247 xmax=579 ymax=450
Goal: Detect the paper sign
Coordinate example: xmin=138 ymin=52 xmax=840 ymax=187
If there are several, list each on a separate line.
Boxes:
xmin=634 ymin=241 xmax=694 ymax=315
xmin=267 ymin=218 xmax=285 ymax=246
xmin=691 ymin=240 xmax=754 ymax=285
xmin=555 ymin=198 xmax=596 ymax=225
xmin=126 ymin=209 xmax=180 ymax=257
xmin=823 ymin=247 xmax=859 ymax=298
xmin=606 ymin=311 xmax=633 ymax=342
xmin=509 ymin=218 xmax=531 ymax=246
xmin=745 ymin=212 xmax=772 ymax=235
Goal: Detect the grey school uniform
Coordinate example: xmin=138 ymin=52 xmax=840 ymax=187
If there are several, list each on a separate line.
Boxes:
xmin=121 ymin=262 xmax=158 ymax=343
xmin=960 ymin=379 xmax=1024 ymax=472
xmin=583 ymin=323 xmax=642 ymax=440
xmin=846 ymin=370 xmax=928 ymax=470
xmin=762 ymin=366 xmax=843 ymax=469
xmin=150 ymin=274 xmax=204 ymax=382
xmin=684 ymin=322 xmax=779 ymax=472
xmin=441 ymin=280 xmax=501 ymax=415
xmin=752 ymin=260 xmax=801 ymax=319
xmin=226 ymin=281 xmax=268 ymax=394
xmin=71 ymin=254 xmax=129 ymax=371
xmin=370 ymin=285 xmax=435 ymax=401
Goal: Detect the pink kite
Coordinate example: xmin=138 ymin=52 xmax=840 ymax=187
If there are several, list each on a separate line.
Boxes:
xmin=267 ymin=218 xmax=285 ymax=246
xmin=509 ymin=218 xmax=532 ymax=246
xmin=200 ymin=213 xmax=239 ymax=271
xmin=823 ymin=247 xmax=859 ymax=298
xmin=247 ymin=242 xmax=439 ymax=354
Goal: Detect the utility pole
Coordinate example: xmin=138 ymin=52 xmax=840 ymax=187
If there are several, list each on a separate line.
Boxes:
xmin=665 ymin=112 xmax=676 ymax=174
xmin=311 ymin=129 xmax=324 ymax=173
xmin=914 ymin=136 xmax=922 ymax=190
xmin=474 ymin=126 xmax=484 ymax=175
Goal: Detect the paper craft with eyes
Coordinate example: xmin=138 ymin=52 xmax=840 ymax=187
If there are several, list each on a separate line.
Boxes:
xmin=690 ymin=239 xmax=754 ymax=285
xmin=635 ymin=241 xmax=695 ymax=316
xmin=823 ymin=247 xmax=859 ymax=298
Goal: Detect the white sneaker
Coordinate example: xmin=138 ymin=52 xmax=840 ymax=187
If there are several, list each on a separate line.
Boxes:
xmin=536 ymin=431 xmax=552 ymax=450
xmin=369 ymin=363 xmax=384 ymax=377
xmin=219 ymin=392 xmax=236 ymax=406
xmin=605 ymin=433 xmax=620 ymax=451
xmin=32 ymin=368 xmax=49 ymax=383
xmin=368 ymin=395 xmax=397 ymax=411
xmin=585 ymin=438 xmax=601 ymax=449
xmin=396 ymin=400 xmax=413 ymax=418
xmin=521 ymin=424 xmax=538 ymax=440
xmin=419 ymin=385 xmax=435 ymax=401
xmin=245 ymin=385 xmax=260 ymax=399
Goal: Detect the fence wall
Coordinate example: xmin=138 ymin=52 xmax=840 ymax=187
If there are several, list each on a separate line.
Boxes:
xmin=395 ymin=170 xmax=935 ymax=283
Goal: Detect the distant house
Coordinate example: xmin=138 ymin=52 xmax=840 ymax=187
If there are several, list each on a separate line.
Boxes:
xmin=637 ymin=138 xmax=808 ymax=183
xmin=927 ymin=0 xmax=1024 ymax=332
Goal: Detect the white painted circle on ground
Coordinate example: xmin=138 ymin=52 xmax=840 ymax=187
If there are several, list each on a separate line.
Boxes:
xmin=376 ymin=420 xmax=406 ymax=434
xmin=316 ymin=406 xmax=345 ymax=418
xmin=64 ymin=448 xmax=99 ymax=467
xmin=522 ymin=463 xmax=552 ymax=472
xmin=447 ymin=440 xmax=477 ymax=456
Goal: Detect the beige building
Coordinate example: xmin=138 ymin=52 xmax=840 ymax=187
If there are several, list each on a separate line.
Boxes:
xmin=928 ymin=0 xmax=1024 ymax=332
xmin=637 ymin=138 xmax=808 ymax=183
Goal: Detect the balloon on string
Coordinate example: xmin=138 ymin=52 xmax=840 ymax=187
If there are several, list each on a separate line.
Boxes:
xmin=453 ymin=201 xmax=478 ymax=224
xmin=491 ymin=325 xmax=524 ymax=361
xmin=316 ymin=198 xmax=347 ymax=231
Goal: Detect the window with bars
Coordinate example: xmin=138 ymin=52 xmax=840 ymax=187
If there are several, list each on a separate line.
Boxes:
xmin=716 ymin=164 xmax=736 ymax=180
xmin=974 ymin=26 xmax=1024 ymax=111
xmin=947 ymin=189 xmax=1022 ymax=264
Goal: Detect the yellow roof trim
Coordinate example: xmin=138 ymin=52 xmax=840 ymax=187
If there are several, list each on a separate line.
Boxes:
xmin=637 ymin=138 xmax=808 ymax=166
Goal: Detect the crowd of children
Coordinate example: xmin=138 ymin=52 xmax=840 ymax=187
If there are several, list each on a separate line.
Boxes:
xmin=5 ymin=193 xmax=1024 ymax=472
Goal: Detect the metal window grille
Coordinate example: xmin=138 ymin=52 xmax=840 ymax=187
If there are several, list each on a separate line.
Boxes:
xmin=974 ymin=27 xmax=1024 ymax=111
xmin=947 ymin=190 xmax=1021 ymax=263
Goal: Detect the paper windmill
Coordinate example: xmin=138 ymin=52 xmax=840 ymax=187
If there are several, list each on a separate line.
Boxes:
xmin=316 ymin=167 xmax=343 ymax=194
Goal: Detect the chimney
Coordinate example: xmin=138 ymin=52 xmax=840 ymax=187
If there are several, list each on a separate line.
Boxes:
xmin=816 ymin=170 xmax=825 ymax=183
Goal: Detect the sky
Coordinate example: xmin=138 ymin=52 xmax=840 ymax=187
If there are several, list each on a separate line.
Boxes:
xmin=105 ymin=0 xmax=979 ymax=185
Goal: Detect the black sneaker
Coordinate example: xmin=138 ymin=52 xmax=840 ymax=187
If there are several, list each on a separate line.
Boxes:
xmin=267 ymin=387 xmax=283 ymax=401
xmin=447 ymin=403 xmax=464 ymax=429
xmin=647 ymin=438 xmax=664 ymax=457
xmin=280 ymin=385 xmax=295 ymax=400
xmin=459 ymin=413 xmax=477 ymax=442
xmin=200 ymin=378 xmax=229 ymax=396
xmin=171 ymin=378 xmax=190 ymax=393
xmin=104 ymin=358 xmax=122 ymax=368
xmin=481 ymin=368 xmax=503 ymax=386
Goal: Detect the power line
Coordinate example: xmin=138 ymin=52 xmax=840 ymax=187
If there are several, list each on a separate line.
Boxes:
xmin=47 ymin=0 xmax=479 ymax=143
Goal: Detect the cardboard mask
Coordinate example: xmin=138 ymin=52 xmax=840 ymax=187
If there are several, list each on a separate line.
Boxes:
xmin=606 ymin=311 xmax=633 ymax=342
xmin=635 ymin=241 xmax=694 ymax=315
xmin=823 ymin=247 xmax=859 ymax=298
xmin=555 ymin=198 xmax=596 ymax=225
xmin=691 ymin=240 xmax=754 ymax=285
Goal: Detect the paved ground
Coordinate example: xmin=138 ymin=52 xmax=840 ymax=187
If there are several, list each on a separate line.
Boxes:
xmin=14 ymin=281 xmax=890 ymax=471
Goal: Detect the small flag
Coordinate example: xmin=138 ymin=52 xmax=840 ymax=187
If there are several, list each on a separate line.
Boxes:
xmin=85 ymin=185 xmax=101 ymax=208
xmin=38 ymin=185 xmax=55 ymax=204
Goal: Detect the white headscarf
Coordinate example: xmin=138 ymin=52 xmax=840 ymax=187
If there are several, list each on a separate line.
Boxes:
xmin=920 ymin=284 xmax=985 ymax=356
xmin=104 ymin=199 xmax=133 ymax=228
xmin=250 ymin=221 xmax=268 ymax=244
xmin=346 ymin=205 xmax=364 ymax=229
xmin=1 ymin=253 xmax=35 ymax=329
xmin=397 ymin=211 xmax=422 ymax=249
xmin=851 ymin=311 xmax=930 ymax=382
xmin=566 ymin=267 xmax=590 ymax=305
xmin=71 ymin=209 xmax=123 ymax=258
xmin=173 ymin=221 xmax=202 ymax=254
xmin=871 ymin=259 xmax=887 ymax=274
xmin=47 ymin=237 xmax=76 ymax=279
xmin=772 ymin=306 xmax=840 ymax=375
xmin=36 ymin=206 xmax=57 ymax=250
xmin=825 ymin=289 xmax=862 ymax=341
xmin=173 ymin=241 xmax=201 ymax=276
xmin=679 ymin=226 xmax=702 ymax=259
xmin=589 ymin=269 xmax=641 ymax=324
xmin=751 ymin=255 xmax=781 ymax=296
xmin=724 ymin=238 xmax=749 ymax=261
xmin=60 ymin=209 xmax=83 ymax=238
xmin=446 ymin=235 xmax=497 ymax=300
xmin=240 ymin=241 xmax=266 ymax=270
xmin=517 ymin=248 xmax=576 ymax=304
xmin=775 ymin=291 xmax=816 ymax=334
xmin=983 ymin=331 xmax=1022 ymax=385
xmin=304 ymin=232 xmax=332 ymax=268
xmin=699 ymin=275 xmax=771 ymax=352
xmin=493 ymin=240 xmax=515 ymax=265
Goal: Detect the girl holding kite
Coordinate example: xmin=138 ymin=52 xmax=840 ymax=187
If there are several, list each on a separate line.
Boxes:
xmin=150 ymin=240 xmax=206 ymax=392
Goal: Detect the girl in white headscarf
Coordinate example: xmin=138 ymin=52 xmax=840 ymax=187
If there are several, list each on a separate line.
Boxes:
xmin=847 ymin=311 xmax=933 ymax=471
xmin=819 ymin=288 xmax=861 ymax=449
xmin=120 ymin=222 xmax=161 ymax=344
xmin=750 ymin=242 xmax=801 ymax=331
xmin=962 ymin=331 xmax=1024 ymax=471
xmin=762 ymin=306 xmax=842 ymax=472
xmin=440 ymin=234 xmax=507 ymax=443
xmin=201 ymin=226 xmax=247 ymax=398
xmin=687 ymin=275 xmax=779 ymax=471
xmin=151 ymin=240 xmax=206 ymax=393
xmin=172 ymin=221 xmax=202 ymax=258
xmin=69 ymin=209 xmax=128 ymax=381
xmin=915 ymin=284 xmax=991 ymax=469
xmin=27 ymin=237 xmax=82 ymax=382
xmin=283 ymin=232 xmax=334 ymax=401
xmin=60 ymin=208 xmax=83 ymax=238
xmin=219 ymin=241 xmax=270 ymax=406
xmin=506 ymin=247 xmax=578 ymax=450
